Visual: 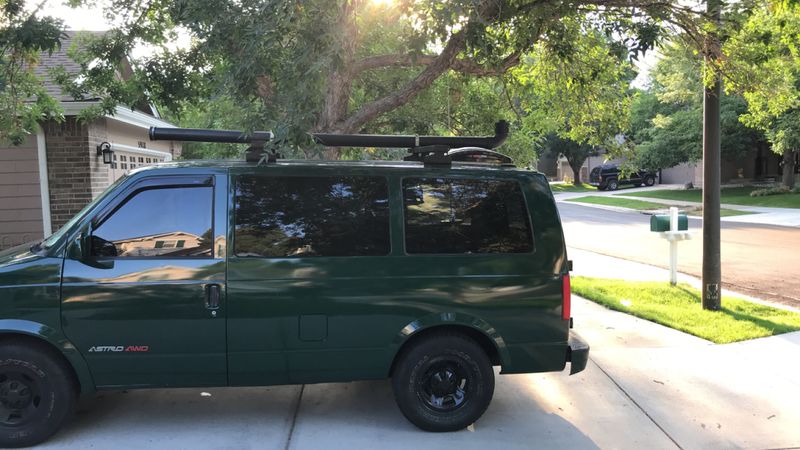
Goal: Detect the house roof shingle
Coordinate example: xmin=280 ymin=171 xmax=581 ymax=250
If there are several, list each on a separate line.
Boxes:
xmin=33 ymin=30 xmax=106 ymax=103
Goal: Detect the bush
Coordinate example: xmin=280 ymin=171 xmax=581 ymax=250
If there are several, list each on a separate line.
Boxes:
xmin=750 ymin=186 xmax=799 ymax=197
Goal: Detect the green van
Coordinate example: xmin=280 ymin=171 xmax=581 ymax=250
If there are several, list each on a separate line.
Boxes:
xmin=0 ymin=124 xmax=587 ymax=447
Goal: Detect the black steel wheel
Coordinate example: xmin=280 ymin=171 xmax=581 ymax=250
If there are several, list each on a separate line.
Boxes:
xmin=0 ymin=339 xmax=76 ymax=448
xmin=392 ymin=332 xmax=494 ymax=432
xmin=0 ymin=368 xmax=42 ymax=427
xmin=417 ymin=356 xmax=469 ymax=412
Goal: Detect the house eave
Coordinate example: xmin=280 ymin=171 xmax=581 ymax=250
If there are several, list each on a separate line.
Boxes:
xmin=59 ymin=101 xmax=176 ymax=130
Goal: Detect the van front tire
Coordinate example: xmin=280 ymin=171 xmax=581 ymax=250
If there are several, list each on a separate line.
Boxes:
xmin=391 ymin=333 xmax=494 ymax=432
xmin=0 ymin=340 xmax=76 ymax=448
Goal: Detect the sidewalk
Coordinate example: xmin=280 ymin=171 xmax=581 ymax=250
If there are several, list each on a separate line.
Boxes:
xmin=569 ymin=248 xmax=800 ymax=449
xmin=551 ymin=183 xmax=800 ymax=227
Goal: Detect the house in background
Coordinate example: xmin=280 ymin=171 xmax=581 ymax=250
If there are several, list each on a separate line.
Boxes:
xmin=0 ymin=31 xmax=182 ymax=250
xmin=660 ymin=145 xmax=787 ymax=186
xmin=539 ymin=144 xmax=787 ymax=186
xmin=554 ymin=154 xmax=610 ymax=183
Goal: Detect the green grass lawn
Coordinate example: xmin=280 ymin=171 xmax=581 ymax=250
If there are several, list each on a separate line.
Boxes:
xmin=549 ymin=182 xmax=597 ymax=193
xmin=565 ymin=196 xmax=665 ymax=210
xmin=572 ymin=276 xmax=800 ymax=343
xmin=620 ymin=186 xmax=800 ymax=208
xmin=719 ymin=208 xmax=757 ymax=217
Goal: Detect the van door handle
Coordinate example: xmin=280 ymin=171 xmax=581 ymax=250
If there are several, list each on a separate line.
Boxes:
xmin=205 ymin=284 xmax=221 ymax=310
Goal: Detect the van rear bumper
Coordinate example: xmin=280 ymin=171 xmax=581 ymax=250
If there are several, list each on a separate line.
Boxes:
xmin=567 ymin=333 xmax=590 ymax=375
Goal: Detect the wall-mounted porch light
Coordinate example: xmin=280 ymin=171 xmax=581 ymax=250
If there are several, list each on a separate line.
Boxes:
xmin=96 ymin=142 xmax=114 ymax=165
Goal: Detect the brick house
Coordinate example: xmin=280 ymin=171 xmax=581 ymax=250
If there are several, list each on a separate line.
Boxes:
xmin=0 ymin=32 xmax=182 ymax=250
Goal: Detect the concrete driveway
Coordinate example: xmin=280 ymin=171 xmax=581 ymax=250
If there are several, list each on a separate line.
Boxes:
xmin=43 ymin=341 xmax=672 ymax=450
xmin=40 ymin=294 xmax=800 ymax=449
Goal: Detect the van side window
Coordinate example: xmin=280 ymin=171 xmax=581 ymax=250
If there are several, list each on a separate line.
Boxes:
xmin=402 ymin=178 xmax=533 ymax=254
xmin=234 ymin=175 xmax=390 ymax=257
xmin=91 ymin=187 xmax=213 ymax=258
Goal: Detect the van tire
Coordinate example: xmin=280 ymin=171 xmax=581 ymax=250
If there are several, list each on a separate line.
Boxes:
xmin=606 ymin=179 xmax=619 ymax=191
xmin=391 ymin=333 xmax=494 ymax=432
xmin=0 ymin=340 xmax=77 ymax=448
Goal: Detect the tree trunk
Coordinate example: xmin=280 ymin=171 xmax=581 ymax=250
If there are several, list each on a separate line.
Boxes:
xmin=313 ymin=1 xmax=360 ymax=160
xmin=783 ymin=149 xmax=796 ymax=189
xmin=570 ymin=162 xmax=583 ymax=185
xmin=317 ymin=65 xmax=355 ymax=160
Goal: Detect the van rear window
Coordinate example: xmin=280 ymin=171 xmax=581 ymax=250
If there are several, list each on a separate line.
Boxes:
xmin=402 ymin=178 xmax=533 ymax=254
xmin=234 ymin=175 xmax=390 ymax=257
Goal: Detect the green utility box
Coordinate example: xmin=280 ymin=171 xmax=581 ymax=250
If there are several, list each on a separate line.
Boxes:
xmin=650 ymin=214 xmax=688 ymax=232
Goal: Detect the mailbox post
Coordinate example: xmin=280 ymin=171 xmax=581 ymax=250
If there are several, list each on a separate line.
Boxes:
xmin=650 ymin=207 xmax=691 ymax=285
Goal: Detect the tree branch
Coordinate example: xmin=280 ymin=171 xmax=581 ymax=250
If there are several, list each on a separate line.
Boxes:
xmin=325 ymin=0 xmax=509 ymax=134
xmin=351 ymin=52 xmax=520 ymax=76
xmin=332 ymin=30 xmax=469 ymax=133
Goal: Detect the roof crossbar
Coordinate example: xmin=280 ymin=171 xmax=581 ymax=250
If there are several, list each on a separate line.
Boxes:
xmin=312 ymin=120 xmax=509 ymax=149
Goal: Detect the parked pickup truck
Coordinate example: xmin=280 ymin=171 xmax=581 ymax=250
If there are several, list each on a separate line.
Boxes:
xmin=589 ymin=163 xmax=657 ymax=191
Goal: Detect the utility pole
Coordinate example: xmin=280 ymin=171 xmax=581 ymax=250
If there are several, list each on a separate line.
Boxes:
xmin=702 ymin=0 xmax=722 ymax=310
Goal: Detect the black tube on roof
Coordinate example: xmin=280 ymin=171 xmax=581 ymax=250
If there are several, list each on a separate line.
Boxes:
xmin=149 ymin=127 xmax=273 ymax=143
xmin=313 ymin=120 xmax=509 ymax=149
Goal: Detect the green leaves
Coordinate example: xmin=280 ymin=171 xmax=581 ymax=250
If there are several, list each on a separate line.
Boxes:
xmin=629 ymin=41 xmax=764 ymax=170
xmin=0 ymin=0 xmax=65 ymax=144
xmin=53 ymin=0 xmax=687 ymax=158
xmin=722 ymin=2 xmax=800 ymax=168
xmin=723 ymin=3 xmax=800 ymax=126
xmin=511 ymin=22 xmax=633 ymax=148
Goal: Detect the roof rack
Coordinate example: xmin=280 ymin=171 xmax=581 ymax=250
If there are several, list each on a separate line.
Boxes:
xmin=149 ymin=120 xmax=513 ymax=167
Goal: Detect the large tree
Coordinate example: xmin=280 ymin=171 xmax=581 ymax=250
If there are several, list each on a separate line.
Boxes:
xmin=542 ymin=134 xmax=597 ymax=184
xmin=0 ymin=0 xmax=64 ymax=144
xmin=61 ymin=0 xmax=695 ymax=158
xmin=723 ymin=2 xmax=800 ymax=188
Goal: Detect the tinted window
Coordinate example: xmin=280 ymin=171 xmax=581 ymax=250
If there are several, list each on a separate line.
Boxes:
xmin=91 ymin=187 xmax=213 ymax=257
xmin=234 ymin=175 xmax=390 ymax=257
xmin=403 ymin=178 xmax=533 ymax=254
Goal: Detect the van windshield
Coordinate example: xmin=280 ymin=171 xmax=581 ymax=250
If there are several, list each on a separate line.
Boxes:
xmin=42 ymin=175 xmax=129 ymax=249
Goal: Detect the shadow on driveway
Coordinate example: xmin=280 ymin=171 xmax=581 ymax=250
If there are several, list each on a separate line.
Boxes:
xmin=41 ymin=367 xmax=671 ymax=450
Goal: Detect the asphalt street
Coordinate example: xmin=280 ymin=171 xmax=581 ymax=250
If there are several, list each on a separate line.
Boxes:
xmin=557 ymin=200 xmax=800 ymax=307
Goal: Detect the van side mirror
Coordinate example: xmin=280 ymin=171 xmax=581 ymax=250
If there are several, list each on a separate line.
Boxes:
xmin=90 ymin=235 xmax=118 ymax=258
xmin=81 ymin=232 xmax=93 ymax=260
xmin=67 ymin=227 xmax=92 ymax=261
xmin=69 ymin=228 xmax=115 ymax=268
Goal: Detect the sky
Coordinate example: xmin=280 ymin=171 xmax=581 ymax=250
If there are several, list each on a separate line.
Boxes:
xmin=35 ymin=0 xmax=658 ymax=87
xmin=38 ymin=0 xmax=113 ymax=32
